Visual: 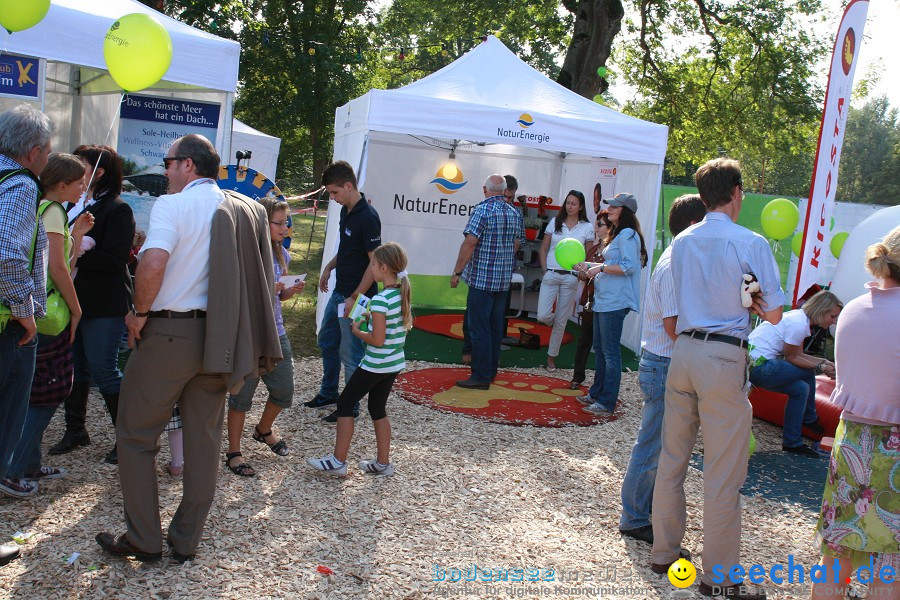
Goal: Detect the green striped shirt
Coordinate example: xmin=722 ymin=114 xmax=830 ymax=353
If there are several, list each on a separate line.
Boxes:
xmin=360 ymin=288 xmax=407 ymax=373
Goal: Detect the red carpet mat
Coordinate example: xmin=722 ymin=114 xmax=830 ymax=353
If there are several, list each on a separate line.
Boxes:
xmin=412 ymin=313 xmax=573 ymax=347
xmin=395 ymin=367 xmax=621 ymax=427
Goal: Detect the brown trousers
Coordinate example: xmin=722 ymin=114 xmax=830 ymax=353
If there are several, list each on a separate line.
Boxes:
xmin=117 ymin=317 xmax=226 ymax=555
xmin=651 ymin=334 xmax=752 ymax=585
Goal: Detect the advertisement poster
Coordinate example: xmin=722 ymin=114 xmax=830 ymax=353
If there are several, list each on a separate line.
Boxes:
xmin=0 ymin=53 xmax=40 ymax=100
xmin=117 ymin=94 xmax=221 ymax=232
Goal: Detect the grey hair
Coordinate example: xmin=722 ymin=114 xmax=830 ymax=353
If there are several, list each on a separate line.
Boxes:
xmin=0 ymin=104 xmax=54 ymax=159
xmin=484 ymin=174 xmax=505 ymax=193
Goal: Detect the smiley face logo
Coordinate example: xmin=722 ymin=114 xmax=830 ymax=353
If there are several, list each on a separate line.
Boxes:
xmin=667 ymin=558 xmax=696 ymax=588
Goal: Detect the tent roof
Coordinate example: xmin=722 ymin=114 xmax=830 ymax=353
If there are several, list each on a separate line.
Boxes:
xmin=5 ymin=0 xmax=240 ymax=93
xmin=233 ymin=118 xmax=279 ymax=140
xmin=340 ymin=36 xmax=668 ymax=164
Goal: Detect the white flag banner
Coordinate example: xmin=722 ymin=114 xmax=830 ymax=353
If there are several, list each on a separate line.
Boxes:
xmin=793 ymin=0 xmax=868 ymax=305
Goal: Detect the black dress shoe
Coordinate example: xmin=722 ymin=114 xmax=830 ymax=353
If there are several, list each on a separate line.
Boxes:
xmin=166 ymin=537 xmax=195 ymax=563
xmin=620 ymin=524 xmax=653 ymax=544
xmin=650 ymin=548 xmax=693 ymax=574
xmin=95 ymin=532 xmax=161 ymax=562
xmin=48 ymin=431 xmax=90 ymax=455
xmin=699 ymin=580 xmax=767 ymax=599
xmin=104 ymin=446 xmax=118 ymax=465
xmin=303 ymin=394 xmax=337 ymax=408
xmin=804 ymin=419 xmax=825 ymax=435
xmin=0 ymin=542 xmax=20 ymax=566
xmin=783 ymin=443 xmax=821 ymax=457
xmin=455 ymin=379 xmax=490 ymax=390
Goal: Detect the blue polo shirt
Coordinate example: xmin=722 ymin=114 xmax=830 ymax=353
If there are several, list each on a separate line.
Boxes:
xmin=336 ymin=193 xmax=381 ymax=297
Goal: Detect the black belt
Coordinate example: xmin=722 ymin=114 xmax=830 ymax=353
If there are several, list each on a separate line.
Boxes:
xmin=550 ymin=269 xmax=576 ymax=275
xmin=682 ymin=330 xmax=747 ymax=350
xmin=148 ymin=310 xmax=207 ymax=319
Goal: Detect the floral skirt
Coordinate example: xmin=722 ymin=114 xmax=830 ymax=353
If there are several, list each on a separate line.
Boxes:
xmin=816 ymin=419 xmax=900 ymax=571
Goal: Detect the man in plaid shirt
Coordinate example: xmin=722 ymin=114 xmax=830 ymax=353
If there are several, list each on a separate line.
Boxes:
xmin=451 ymin=174 xmax=523 ymax=389
xmin=0 ymin=105 xmax=53 ymax=558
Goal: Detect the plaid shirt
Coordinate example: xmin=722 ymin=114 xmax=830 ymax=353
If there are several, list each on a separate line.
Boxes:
xmin=0 ymin=154 xmax=47 ymax=318
xmin=462 ymin=195 xmax=523 ymax=292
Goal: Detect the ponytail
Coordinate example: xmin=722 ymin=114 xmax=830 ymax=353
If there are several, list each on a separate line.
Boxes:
xmin=373 ymin=242 xmax=413 ymax=330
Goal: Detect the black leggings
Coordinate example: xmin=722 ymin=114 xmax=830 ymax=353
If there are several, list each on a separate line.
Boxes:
xmin=336 ymin=368 xmax=399 ymax=420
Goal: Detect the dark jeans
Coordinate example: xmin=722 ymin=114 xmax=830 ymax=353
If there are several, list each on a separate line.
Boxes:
xmin=462 ymin=289 xmax=511 ymax=355
xmin=0 ymin=321 xmax=38 ymax=480
xmin=749 ymin=358 xmax=818 ymax=447
xmin=571 ymin=310 xmax=594 ymax=384
xmin=7 ymin=404 xmax=57 ymax=478
xmin=73 ymin=316 xmax=125 ymax=394
xmin=466 ymin=287 xmax=508 ymax=382
xmin=588 ymin=308 xmax=630 ymax=411
xmin=317 ymin=291 xmax=365 ymax=400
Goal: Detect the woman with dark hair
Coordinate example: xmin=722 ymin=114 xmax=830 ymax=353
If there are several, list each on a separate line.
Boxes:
xmin=576 ymin=193 xmax=647 ymax=415
xmin=536 ymin=190 xmax=593 ymax=369
xmin=49 ymin=145 xmax=135 ymax=464
xmin=592 ymin=183 xmax=602 ymax=216
xmin=570 ymin=213 xmax=610 ymax=389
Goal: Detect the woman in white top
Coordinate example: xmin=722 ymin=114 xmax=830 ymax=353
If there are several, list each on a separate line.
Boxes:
xmin=748 ymin=290 xmax=843 ymax=456
xmin=537 ymin=190 xmax=594 ymax=369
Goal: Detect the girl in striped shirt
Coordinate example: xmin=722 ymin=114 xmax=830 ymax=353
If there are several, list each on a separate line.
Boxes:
xmin=307 ymin=242 xmax=411 ymax=476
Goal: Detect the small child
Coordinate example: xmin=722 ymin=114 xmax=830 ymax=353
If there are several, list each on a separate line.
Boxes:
xmin=307 ymin=242 xmax=412 ymax=477
xmin=224 ymin=197 xmax=304 ymax=477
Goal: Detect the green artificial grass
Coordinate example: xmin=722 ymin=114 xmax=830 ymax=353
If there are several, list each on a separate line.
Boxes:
xmin=406 ymin=308 xmax=639 ymax=373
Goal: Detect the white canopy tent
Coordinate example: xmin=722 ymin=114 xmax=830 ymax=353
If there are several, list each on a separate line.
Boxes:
xmin=232 ymin=118 xmax=282 ymax=181
xmin=0 ymin=0 xmax=240 ymax=161
xmin=325 ymin=36 xmax=669 ymax=353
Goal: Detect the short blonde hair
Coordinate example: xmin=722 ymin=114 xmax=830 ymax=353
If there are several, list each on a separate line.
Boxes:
xmin=801 ymin=290 xmax=843 ymax=326
xmin=866 ymin=225 xmax=900 ymax=283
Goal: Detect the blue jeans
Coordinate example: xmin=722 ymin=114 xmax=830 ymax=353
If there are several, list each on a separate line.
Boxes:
xmin=317 ymin=291 xmax=364 ymax=400
xmin=749 ymin=358 xmax=818 ymax=447
xmin=7 ymin=404 xmax=57 ymax=479
xmin=0 ymin=321 xmax=38 ymax=480
xmin=620 ymin=350 xmax=669 ymax=530
xmin=588 ymin=308 xmax=630 ymax=411
xmin=73 ymin=316 xmax=125 ymax=394
xmin=462 ymin=290 xmax=510 ymax=356
xmin=467 ymin=287 xmax=508 ymax=383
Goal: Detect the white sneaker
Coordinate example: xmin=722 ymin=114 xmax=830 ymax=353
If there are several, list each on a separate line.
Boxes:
xmin=24 ymin=466 xmax=67 ymax=481
xmin=576 ymin=394 xmax=595 ymax=406
xmin=306 ymin=455 xmax=347 ymax=476
xmin=358 ymin=458 xmax=395 ymax=476
xmin=582 ymin=403 xmax=613 ymax=416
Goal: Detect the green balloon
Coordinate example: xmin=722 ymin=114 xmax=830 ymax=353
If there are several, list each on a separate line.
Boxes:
xmin=760 ymin=198 xmax=799 ymax=241
xmin=0 ymin=0 xmax=49 ymax=33
xmin=104 ymin=13 xmax=173 ymax=92
xmin=554 ymin=237 xmax=586 ymax=270
xmin=597 ymin=66 xmax=607 ymax=78
xmin=749 ymin=430 xmax=757 ymax=458
xmin=830 ymin=216 xmax=835 ymax=232
xmin=791 ymin=231 xmax=803 ymax=257
xmin=831 ymin=231 xmax=849 ymax=259
xmin=592 ymin=94 xmax=603 ymax=103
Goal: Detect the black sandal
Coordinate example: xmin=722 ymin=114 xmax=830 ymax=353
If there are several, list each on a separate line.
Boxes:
xmin=224 ymin=451 xmax=255 ymax=477
xmin=253 ymin=426 xmax=289 ymax=456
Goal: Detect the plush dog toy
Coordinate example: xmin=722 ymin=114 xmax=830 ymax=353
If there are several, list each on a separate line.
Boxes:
xmin=741 ymin=273 xmax=760 ymax=308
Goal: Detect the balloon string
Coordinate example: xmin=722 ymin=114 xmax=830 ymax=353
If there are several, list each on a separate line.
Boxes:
xmin=101 ymin=93 xmax=125 ymax=146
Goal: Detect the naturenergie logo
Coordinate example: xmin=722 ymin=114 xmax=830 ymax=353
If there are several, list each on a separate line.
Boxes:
xmin=430 ymin=164 xmax=467 ymax=194
xmin=516 ymin=113 xmax=534 ymax=128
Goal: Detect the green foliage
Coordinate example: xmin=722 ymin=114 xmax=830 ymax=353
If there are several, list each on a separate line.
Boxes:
xmin=837 ymin=96 xmax=900 ymax=206
xmin=617 ymin=0 xmax=826 ymax=196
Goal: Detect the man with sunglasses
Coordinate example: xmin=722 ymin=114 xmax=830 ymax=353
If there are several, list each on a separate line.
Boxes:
xmin=97 ymin=134 xmax=280 ymax=565
xmin=650 ymin=158 xmax=783 ymax=599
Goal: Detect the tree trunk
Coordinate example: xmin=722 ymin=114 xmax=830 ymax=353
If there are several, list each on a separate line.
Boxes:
xmin=556 ymin=0 xmax=625 ymax=98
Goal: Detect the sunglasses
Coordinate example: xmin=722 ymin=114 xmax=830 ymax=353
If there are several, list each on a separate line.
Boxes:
xmin=162 ymin=156 xmax=189 ymax=168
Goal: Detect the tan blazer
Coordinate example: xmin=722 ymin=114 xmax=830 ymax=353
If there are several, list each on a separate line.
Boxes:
xmin=204 ymin=190 xmax=282 ymax=394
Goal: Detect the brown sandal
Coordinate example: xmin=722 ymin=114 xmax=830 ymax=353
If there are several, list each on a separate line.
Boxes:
xmin=224 ymin=451 xmax=255 ymax=477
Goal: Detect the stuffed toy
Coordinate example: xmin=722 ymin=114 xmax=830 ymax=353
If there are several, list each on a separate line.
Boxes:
xmin=741 ymin=273 xmax=760 ymax=308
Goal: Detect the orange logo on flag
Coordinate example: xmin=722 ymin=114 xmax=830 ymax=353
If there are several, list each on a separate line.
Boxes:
xmin=841 ymin=28 xmax=855 ymax=75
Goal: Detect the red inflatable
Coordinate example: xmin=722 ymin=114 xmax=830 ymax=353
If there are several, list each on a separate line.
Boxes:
xmin=749 ymin=376 xmax=842 ymax=441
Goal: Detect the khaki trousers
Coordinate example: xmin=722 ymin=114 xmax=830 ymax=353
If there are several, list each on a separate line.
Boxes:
xmin=117 ymin=317 xmax=226 ymax=555
xmin=651 ymin=335 xmax=751 ymax=585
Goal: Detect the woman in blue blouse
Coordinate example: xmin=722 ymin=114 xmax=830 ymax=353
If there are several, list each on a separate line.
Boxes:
xmin=575 ymin=193 xmax=647 ymax=415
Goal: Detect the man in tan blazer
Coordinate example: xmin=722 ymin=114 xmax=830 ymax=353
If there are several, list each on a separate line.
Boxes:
xmin=96 ymin=134 xmax=278 ymax=563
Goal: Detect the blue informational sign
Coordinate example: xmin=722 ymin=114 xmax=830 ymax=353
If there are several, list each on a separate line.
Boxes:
xmin=0 ymin=54 xmax=40 ymax=100
xmin=118 ymin=93 xmax=221 ymax=172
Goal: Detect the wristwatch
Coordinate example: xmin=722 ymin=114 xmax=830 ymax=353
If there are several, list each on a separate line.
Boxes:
xmin=814 ymin=361 xmax=826 ymax=374
xmin=132 ymin=305 xmax=150 ymax=317
xmin=599 ymin=264 xmax=606 ymax=273
xmin=453 ymin=271 xmax=462 ymax=277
